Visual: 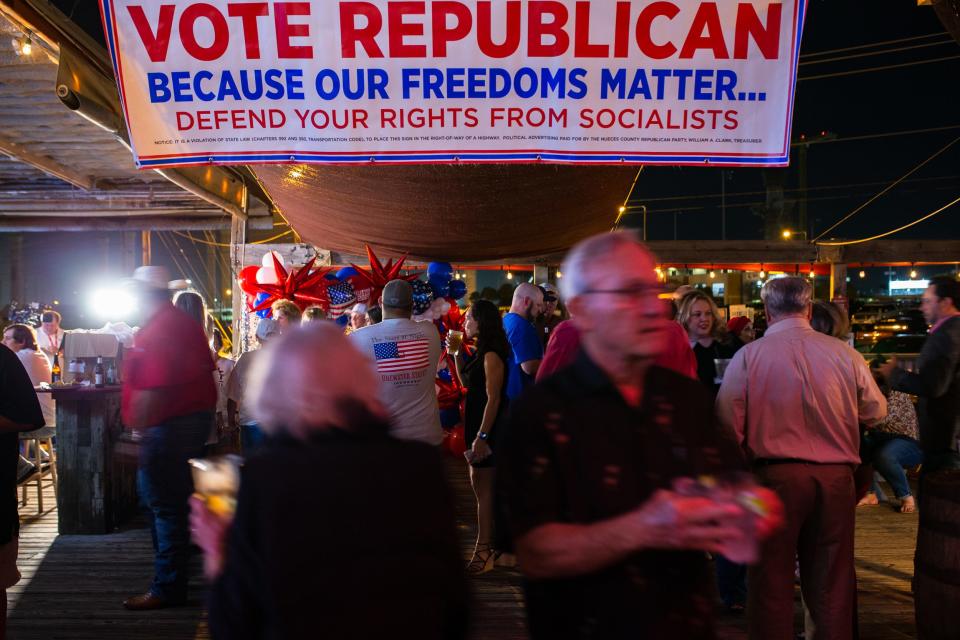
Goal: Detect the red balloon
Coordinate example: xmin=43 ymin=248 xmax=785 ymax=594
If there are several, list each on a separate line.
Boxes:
xmin=238 ymin=265 xmax=261 ymax=296
xmin=444 ymin=424 xmax=467 ymax=457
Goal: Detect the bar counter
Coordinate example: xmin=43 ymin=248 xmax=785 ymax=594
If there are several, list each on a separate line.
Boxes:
xmin=47 ymin=385 xmax=139 ymax=534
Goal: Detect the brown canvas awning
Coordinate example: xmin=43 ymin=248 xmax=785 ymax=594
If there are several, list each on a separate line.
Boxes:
xmin=253 ymin=164 xmax=639 ymax=261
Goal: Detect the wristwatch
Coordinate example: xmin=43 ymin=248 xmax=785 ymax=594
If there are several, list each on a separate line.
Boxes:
xmin=477 ymin=432 xmax=489 ymax=441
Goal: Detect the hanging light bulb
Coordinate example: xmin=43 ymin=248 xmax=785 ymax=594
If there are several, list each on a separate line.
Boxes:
xmin=506 ymin=270 xmax=514 ymax=280
xmin=859 ymin=270 xmax=866 ymax=279
xmin=709 ymin=270 xmax=716 ymax=279
xmin=759 ymin=267 xmax=766 ymax=279
xmin=556 ymin=270 xmax=563 ymax=279
xmin=910 ymin=269 xmax=918 ymax=279
xmin=808 ymin=269 xmax=815 ymax=279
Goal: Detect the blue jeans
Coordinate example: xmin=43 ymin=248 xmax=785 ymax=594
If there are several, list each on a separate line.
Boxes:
xmin=862 ymin=432 xmax=923 ymax=499
xmin=137 ymin=412 xmax=211 ymax=601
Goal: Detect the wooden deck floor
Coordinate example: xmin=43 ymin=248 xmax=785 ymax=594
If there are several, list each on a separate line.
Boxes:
xmin=8 ymin=464 xmax=919 ymax=639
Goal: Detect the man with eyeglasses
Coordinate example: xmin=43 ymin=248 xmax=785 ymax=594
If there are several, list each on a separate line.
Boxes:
xmin=499 ymin=231 xmax=781 ymax=639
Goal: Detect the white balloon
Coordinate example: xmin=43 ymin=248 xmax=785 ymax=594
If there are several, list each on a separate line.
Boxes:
xmin=256 ymin=266 xmax=279 ymax=285
xmin=262 ymin=251 xmax=285 ymax=268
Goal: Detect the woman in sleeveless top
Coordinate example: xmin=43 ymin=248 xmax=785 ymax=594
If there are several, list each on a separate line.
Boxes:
xmin=451 ymin=299 xmax=511 ymax=575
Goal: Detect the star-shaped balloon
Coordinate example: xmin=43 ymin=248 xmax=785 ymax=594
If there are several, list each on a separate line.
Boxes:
xmin=349 ymin=245 xmax=420 ymax=306
xmin=247 ymin=253 xmax=335 ymax=313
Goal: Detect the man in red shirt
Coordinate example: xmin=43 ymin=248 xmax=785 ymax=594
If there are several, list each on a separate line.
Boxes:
xmin=121 ymin=266 xmax=216 ymax=610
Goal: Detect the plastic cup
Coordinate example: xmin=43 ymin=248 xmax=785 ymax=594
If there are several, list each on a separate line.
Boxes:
xmin=447 ymin=330 xmax=464 ymax=355
xmin=189 ymin=455 xmax=242 ymax=519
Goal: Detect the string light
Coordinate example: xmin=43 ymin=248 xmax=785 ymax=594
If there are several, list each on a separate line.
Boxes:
xmin=759 ymin=264 xmax=766 ymax=279
xmin=859 ymin=270 xmax=866 ymax=278
xmin=556 ymin=270 xmax=563 ymax=279
xmin=506 ymin=270 xmax=514 ymax=280
xmin=910 ymin=268 xmax=918 ymax=279
xmin=709 ymin=270 xmax=716 ymax=279
xmin=12 ymin=35 xmax=32 ymax=56
xmin=808 ymin=268 xmax=815 ymax=278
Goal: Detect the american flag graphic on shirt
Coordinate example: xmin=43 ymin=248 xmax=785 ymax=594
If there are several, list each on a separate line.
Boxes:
xmin=373 ymin=338 xmax=431 ymax=373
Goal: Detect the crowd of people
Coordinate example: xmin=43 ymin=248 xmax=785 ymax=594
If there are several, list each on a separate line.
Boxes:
xmin=1 ymin=232 xmax=959 ymax=639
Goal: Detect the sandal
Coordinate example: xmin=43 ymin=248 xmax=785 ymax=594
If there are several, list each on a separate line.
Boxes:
xmin=466 ymin=543 xmax=495 ymax=575
xmin=899 ymin=496 xmax=916 ymax=514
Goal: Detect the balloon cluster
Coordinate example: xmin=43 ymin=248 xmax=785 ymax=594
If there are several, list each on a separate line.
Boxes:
xmin=237 ymin=252 xmax=367 ymax=326
xmin=411 ymin=262 xmax=469 ymax=322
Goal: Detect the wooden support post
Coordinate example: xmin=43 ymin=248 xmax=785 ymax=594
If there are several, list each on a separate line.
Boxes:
xmin=122 ymin=232 xmax=138 ymax=272
xmin=830 ymin=263 xmax=848 ymax=303
xmin=230 ymin=214 xmax=247 ymax=358
xmin=141 ymin=231 xmax=152 ymax=265
xmin=533 ymin=264 xmax=550 ymax=286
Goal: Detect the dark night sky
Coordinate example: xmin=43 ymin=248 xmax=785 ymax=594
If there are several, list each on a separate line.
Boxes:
xmin=53 ymin=0 xmax=960 ymax=244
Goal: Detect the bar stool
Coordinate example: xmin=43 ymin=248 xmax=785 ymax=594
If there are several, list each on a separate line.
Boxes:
xmin=18 ymin=426 xmax=58 ymax=514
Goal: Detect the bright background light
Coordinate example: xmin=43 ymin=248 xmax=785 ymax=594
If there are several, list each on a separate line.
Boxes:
xmin=90 ymin=288 xmax=136 ymax=320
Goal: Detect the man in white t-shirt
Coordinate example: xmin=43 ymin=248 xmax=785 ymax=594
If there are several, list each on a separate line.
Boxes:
xmin=350 ymin=280 xmax=442 ymax=446
xmin=36 ymin=310 xmax=65 ymax=363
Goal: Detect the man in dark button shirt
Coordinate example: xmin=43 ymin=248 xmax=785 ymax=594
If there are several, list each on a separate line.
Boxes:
xmin=0 ymin=344 xmax=45 ymax=633
xmin=500 ymin=232 xmax=781 ymax=639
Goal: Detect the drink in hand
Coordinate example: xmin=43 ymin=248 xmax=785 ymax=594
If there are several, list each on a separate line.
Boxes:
xmin=447 ymin=330 xmax=464 ymax=355
xmin=189 ymin=455 xmax=242 ymax=519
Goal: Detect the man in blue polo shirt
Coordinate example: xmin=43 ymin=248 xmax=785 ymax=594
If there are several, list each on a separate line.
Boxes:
xmin=502 ymin=283 xmax=544 ymax=400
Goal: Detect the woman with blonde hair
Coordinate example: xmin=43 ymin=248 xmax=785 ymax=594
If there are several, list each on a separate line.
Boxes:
xmin=677 ymin=290 xmax=736 ymax=395
xmin=192 ymin=323 xmax=468 ymax=639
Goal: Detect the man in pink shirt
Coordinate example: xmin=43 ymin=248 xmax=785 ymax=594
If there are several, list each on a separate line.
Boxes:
xmin=717 ymin=277 xmax=886 ymax=640
xmin=537 ymin=319 xmax=696 ymax=382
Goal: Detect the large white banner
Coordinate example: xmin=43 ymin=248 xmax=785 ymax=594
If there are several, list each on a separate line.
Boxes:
xmin=100 ymin=0 xmax=807 ymax=169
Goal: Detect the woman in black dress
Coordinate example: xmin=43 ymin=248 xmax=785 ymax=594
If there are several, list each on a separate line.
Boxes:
xmin=450 ymin=299 xmax=510 ymax=575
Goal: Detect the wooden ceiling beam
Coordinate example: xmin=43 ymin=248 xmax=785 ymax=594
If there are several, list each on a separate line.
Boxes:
xmin=0 ymin=131 xmax=94 ymax=190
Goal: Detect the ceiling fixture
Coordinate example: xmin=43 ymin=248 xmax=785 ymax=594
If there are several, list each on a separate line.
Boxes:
xmin=759 ymin=264 xmax=766 ymax=279
xmin=506 ymin=270 xmax=514 ymax=281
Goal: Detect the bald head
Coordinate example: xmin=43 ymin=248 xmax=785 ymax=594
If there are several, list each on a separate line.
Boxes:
xmin=510 ymin=282 xmax=544 ymax=321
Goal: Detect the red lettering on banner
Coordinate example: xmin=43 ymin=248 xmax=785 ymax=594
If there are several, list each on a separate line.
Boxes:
xmin=227 ymin=2 xmax=269 ymax=59
xmin=127 ymin=1 xmax=784 ymax=64
xmin=574 ymin=2 xmax=608 ymax=57
xmin=528 ymin=1 xmax=569 ymax=57
xmin=179 ymin=4 xmax=229 ymax=62
xmin=635 ymin=2 xmax=678 ymax=59
xmin=432 ymin=2 xmax=473 ymax=57
xmin=275 ymin=2 xmax=313 ymax=59
xmin=477 ymin=1 xmax=521 ymax=58
xmin=388 ymin=2 xmax=428 ymax=58
xmin=734 ymin=3 xmax=782 ymax=59
xmin=679 ymin=3 xmax=729 ymax=59
xmin=613 ymin=2 xmax=631 ymax=58
xmin=128 ymin=5 xmax=175 ymax=63
xmin=340 ymin=2 xmax=385 ymax=58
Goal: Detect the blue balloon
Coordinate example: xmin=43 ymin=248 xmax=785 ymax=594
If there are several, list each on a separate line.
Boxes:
xmin=428 ymin=275 xmax=450 ymax=299
xmin=336 ymin=267 xmax=359 ymax=280
xmin=254 ymin=292 xmax=271 ymax=318
xmin=427 ymin=262 xmax=453 ymax=280
xmin=449 ymin=280 xmax=467 ymax=300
